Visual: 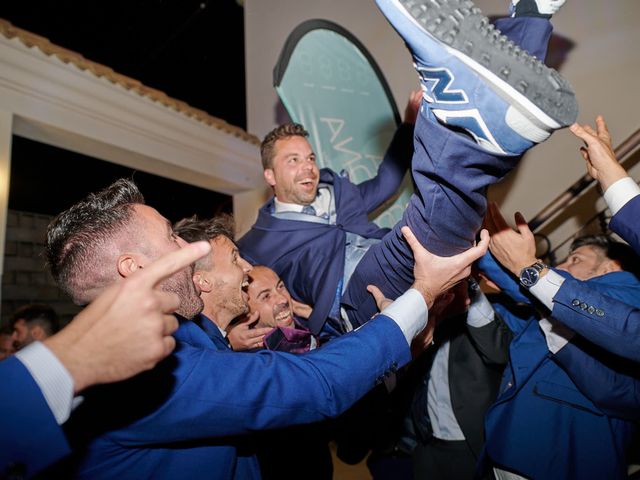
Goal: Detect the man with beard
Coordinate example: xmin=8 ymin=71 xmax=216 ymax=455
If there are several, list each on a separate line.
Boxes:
xmin=235 ymin=264 xmax=332 ymax=479
xmin=230 ymin=265 xmax=320 ymax=353
xmin=1 ymin=240 xmax=211 ymax=478
xmin=173 ymin=214 xmax=266 ymax=352
xmin=174 ymin=217 xmax=329 ymax=478
xmin=41 ymin=178 xmax=489 ymax=480
xmin=10 ymin=304 xmax=60 ymax=351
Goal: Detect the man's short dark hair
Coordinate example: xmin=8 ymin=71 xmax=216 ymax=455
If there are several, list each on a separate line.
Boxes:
xmin=10 ymin=304 xmax=60 ymax=336
xmin=173 ymin=214 xmax=235 ymax=270
xmin=260 ymin=123 xmax=309 ymax=170
xmin=45 ymin=178 xmax=145 ymax=302
xmin=570 ymin=234 xmax=640 ymax=277
xmin=173 ymin=214 xmax=235 ymax=244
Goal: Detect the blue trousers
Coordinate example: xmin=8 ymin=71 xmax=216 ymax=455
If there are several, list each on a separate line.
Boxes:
xmin=343 ymin=17 xmax=553 ymax=327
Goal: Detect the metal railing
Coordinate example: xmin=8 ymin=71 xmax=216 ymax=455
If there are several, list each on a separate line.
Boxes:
xmin=529 ymin=127 xmax=640 ymax=232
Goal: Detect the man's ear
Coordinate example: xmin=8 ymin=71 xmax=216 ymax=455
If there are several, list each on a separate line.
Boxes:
xmin=193 ymin=272 xmax=212 ymax=293
xmin=117 ymin=254 xmax=141 ymax=278
xmin=264 ymin=169 xmax=276 ymax=188
xmin=30 ymin=325 xmax=46 ymax=341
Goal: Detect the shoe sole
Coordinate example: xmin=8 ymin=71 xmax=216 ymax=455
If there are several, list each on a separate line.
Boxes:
xmin=380 ymin=0 xmax=578 ymax=129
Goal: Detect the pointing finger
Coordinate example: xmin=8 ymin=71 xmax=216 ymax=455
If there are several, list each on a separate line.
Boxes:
xmin=134 ymin=241 xmax=211 ymax=289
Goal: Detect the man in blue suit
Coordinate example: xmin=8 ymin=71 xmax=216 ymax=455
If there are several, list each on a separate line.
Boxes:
xmin=238 ymin=0 xmax=578 ymax=336
xmin=478 ymin=196 xmax=640 ymax=478
xmin=0 ymin=241 xmax=211 ymax=478
xmin=173 ymin=214 xmax=265 ymax=477
xmin=173 ymin=215 xmax=263 ymax=351
xmin=34 ymin=178 xmax=488 ymax=480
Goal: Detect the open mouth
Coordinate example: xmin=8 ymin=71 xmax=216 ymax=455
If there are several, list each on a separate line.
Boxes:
xmin=241 ymin=277 xmax=250 ymax=302
xmin=299 ymin=179 xmax=316 ymax=189
xmin=273 ymin=304 xmax=293 ymax=326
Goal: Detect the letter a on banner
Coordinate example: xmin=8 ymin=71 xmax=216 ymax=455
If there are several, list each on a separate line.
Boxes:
xmin=273 ymin=19 xmax=413 ymax=228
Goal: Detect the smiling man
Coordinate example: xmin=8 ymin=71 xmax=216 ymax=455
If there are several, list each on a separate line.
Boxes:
xmin=35 ymin=178 xmax=489 ymax=480
xmin=238 ymin=0 xmax=577 ymax=339
xmin=238 ymin=102 xmax=417 ymax=338
xmin=238 ymin=265 xmax=320 ymax=353
xmin=247 ymin=266 xmax=296 ymax=329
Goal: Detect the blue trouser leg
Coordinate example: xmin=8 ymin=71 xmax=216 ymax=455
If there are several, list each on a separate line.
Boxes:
xmin=343 ymin=17 xmax=553 ymax=327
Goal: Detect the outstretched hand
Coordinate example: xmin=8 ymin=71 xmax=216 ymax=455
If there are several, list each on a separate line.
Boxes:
xmin=402 ymin=226 xmax=489 ymax=308
xmin=45 ymin=240 xmax=212 ymax=393
xmin=484 ymin=202 xmax=537 ymax=276
xmin=570 ymin=116 xmax=627 ymax=192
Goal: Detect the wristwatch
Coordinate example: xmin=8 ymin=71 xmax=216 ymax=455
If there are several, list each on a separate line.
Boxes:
xmin=519 ymin=261 xmax=548 ymax=288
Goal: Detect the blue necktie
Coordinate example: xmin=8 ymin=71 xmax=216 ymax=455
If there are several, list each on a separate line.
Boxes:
xmin=301 ymin=205 xmax=317 ymax=216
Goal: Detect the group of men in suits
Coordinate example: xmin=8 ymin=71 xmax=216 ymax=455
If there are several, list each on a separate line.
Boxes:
xmin=2 ymin=173 xmax=486 ymax=479
xmin=2 ymin=0 xmax=639 ymax=480
xmin=237 ymin=0 xmax=640 ymax=478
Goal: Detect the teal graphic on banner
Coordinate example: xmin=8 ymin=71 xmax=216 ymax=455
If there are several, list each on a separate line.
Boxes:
xmin=274 ymin=20 xmax=412 ymax=229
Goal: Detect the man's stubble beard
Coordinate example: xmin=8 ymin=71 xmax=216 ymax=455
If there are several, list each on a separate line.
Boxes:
xmin=161 ymin=267 xmax=204 ymax=319
xmin=214 ymin=279 xmax=249 ymax=319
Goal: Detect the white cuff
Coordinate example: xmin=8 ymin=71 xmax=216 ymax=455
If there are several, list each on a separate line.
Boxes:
xmin=539 ymin=317 xmax=575 ymax=353
xmin=530 ymin=269 xmax=565 ymax=311
xmin=381 ymin=288 xmax=428 ymax=345
xmin=604 ymin=177 xmax=640 ymax=216
xmin=466 ymin=290 xmax=495 ymax=327
xmin=15 ymin=341 xmax=75 ymax=425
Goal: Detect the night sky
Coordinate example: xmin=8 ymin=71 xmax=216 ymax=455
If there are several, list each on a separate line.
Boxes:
xmin=1 ymin=0 xmax=246 ymax=221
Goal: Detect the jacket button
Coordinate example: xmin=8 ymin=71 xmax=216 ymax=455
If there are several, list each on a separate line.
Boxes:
xmin=572 ymin=299 xmax=580 ymax=306
xmin=596 ymin=309 xmax=605 ymax=317
xmin=580 ymin=302 xmax=588 ymax=310
xmin=587 ymin=305 xmax=595 ymax=314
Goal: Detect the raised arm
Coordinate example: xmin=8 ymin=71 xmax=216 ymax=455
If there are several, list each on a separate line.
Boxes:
xmin=356 ymin=90 xmax=420 ymax=211
xmin=570 ymin=116 xmax=640 ymax=254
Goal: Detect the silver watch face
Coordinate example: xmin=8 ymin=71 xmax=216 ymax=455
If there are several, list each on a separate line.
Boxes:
xmin=520 ymin=267 xmax=540 ymax=288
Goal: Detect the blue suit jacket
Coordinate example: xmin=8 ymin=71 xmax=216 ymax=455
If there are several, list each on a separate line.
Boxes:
xmin=478 ymin=255 xmax=640 ymax=479
xmin=194 ymin=313 xmax=232 ymax=351
xmin=609 ymin=194 xmax=640 ymax=255
xmin=237 ymin=124 xmax=412 ymax=334
xmin=477 ymin=252 xmax=640 ymax=360
xmin=192 ymin=314 xmax=261 ymax=479
xmin=0 ymin=357 xmax=72 ymax=478
xmin=50 ymin=315 xmax=409 ymax=479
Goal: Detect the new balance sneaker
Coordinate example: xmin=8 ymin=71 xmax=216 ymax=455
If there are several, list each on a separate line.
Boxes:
xmin=510 ymin=0 xmax=567 ymax=18
xmin=376 ymin=0 xmax=578 ymax=155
